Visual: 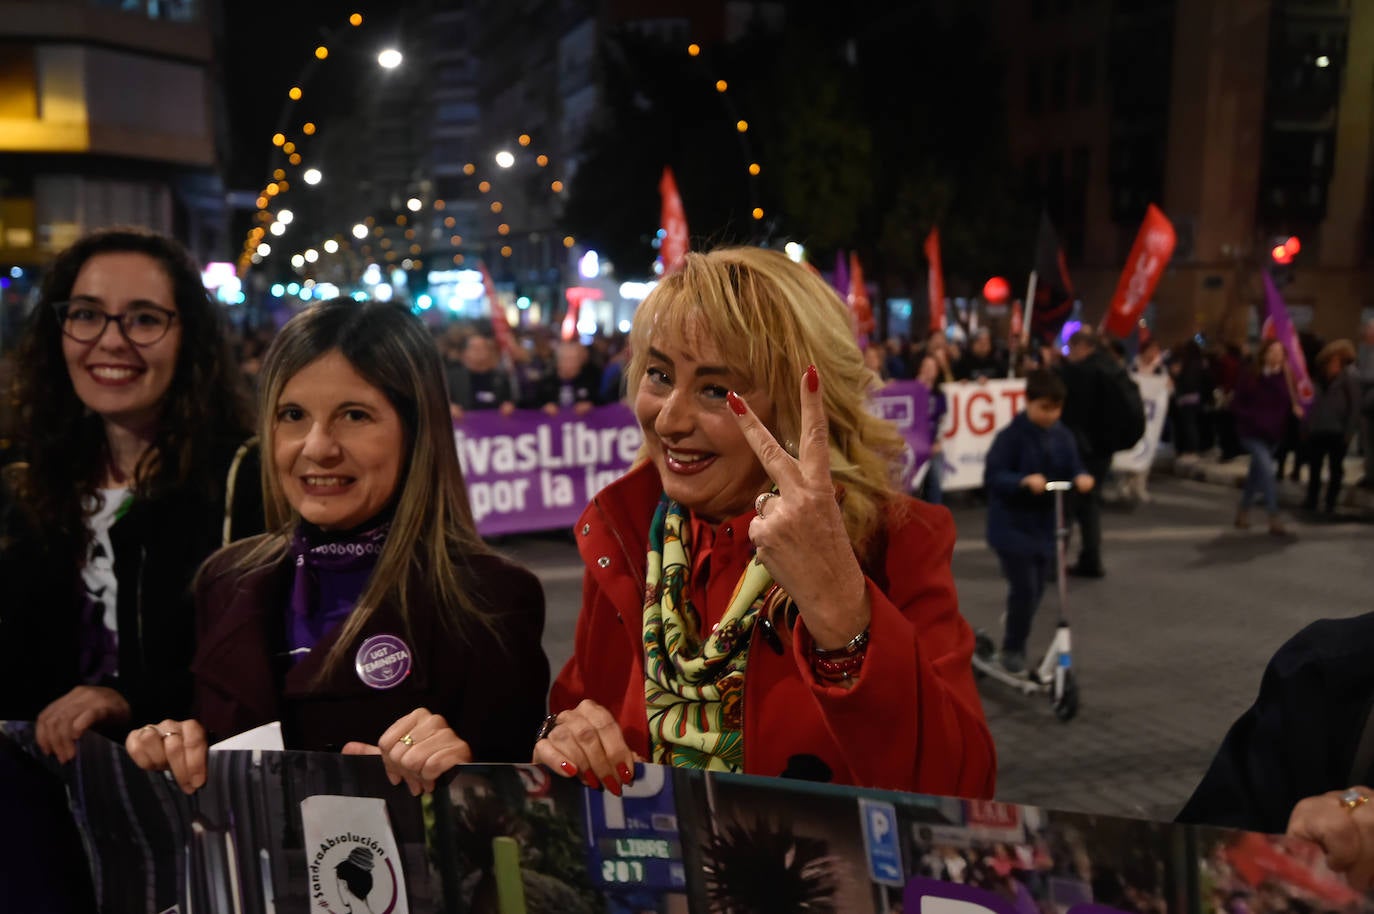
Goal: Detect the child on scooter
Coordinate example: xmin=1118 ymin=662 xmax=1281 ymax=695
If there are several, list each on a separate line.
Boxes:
xmin=983 ymin=370 xmax=1095 ymax=675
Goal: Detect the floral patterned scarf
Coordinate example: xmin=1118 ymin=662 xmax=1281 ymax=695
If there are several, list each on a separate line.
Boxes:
xmin=642 ymin=495 xmax=773 ymax=771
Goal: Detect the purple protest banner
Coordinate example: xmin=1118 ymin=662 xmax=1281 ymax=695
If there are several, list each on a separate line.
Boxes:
xmin=870 ymin=380 xmax=935 ymax=489
xmin=454 ymin=405 xmax=643 ymax=537
xmin=455 ymin=383 xmax=934 ymax=537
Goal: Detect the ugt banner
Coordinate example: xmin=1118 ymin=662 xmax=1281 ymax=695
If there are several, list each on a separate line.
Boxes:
xmin=1102 ymin=204 xmax=1176 ymax=339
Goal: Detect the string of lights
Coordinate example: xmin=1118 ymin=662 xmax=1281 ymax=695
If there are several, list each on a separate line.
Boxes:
xmin=236 ymin=15 xmax=769 ymax=294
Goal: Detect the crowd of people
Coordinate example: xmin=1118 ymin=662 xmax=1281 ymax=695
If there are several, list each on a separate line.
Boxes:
xmin=1 ymin=226 xmax=1373 ymax=907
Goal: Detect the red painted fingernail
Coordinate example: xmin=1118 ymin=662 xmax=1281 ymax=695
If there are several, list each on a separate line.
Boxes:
xmin=582 ymin=772 xmax=599 ymax=789
xmin=559 ymin=761 xmax=578 ymax=777
xmin=618 ymin=764 xmax=634 ymax=784
xmin=605 ymin=777 xmax=622 ymax=797
xmin=806 ymin=364 xmax=819 ymax=392
xmin=727 ymin=391 xmax=747 ymax=416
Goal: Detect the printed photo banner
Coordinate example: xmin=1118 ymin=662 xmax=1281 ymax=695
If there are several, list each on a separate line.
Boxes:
xmin=6 ymin=724 xmax=1372 ymax=914
xmin=455 ymin=381 xmax=936 ymax=537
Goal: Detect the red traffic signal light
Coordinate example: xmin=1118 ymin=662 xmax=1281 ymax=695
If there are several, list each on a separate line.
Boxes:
xmin=1271 ymin=244 xmax=1293 ymax=265
xmin=1284 ymin=235 xmax=1301 ymax=255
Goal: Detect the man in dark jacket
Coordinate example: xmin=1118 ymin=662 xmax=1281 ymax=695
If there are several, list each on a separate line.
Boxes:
xmin=983 ymin=370 xmax=1093 ymax=674
xmin=1058 ymin=329 xmax=1114 ymax=577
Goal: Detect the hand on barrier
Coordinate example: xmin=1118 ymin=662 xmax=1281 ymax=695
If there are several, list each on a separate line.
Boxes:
xmin=1074 ymin=474 xmax=1095 ymax=493
xmin=1287 ymin=787 xmax=1374 ymax=890
xmin=532 ymin=699 xmax=637 ymax=797
xmin=36 ymin=685 xmax=131 ymax=764
xmin=343 ymin=707 xmax=473 ymax=797
xmin=1022 ymin=474 xmax=1048 ymax=494
xmin=125 ymin=718 xmax=208 ymax=795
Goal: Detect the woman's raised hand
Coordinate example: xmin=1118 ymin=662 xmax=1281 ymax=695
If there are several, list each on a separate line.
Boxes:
xmin=532 ymin=699 xmax=636 ymax=796
xmin=726 ymin=365 xmax=871 ymax=650
xmin=125 ymin=719 xmax=209 ymax=795
xmin=342 ymin=707 xmax=473 ymax=797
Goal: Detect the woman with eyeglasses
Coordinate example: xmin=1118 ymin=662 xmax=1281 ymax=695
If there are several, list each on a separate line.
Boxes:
xmin=0 ymin=227 xmax=263 ymax=761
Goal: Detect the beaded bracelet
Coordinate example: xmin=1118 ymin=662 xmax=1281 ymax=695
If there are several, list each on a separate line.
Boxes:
xmin=811 ymin=627 xmax=870 ymax=683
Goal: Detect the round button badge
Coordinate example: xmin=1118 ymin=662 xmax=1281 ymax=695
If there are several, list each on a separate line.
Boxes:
xmin=354 ymin=634 xmax=413 ymax=690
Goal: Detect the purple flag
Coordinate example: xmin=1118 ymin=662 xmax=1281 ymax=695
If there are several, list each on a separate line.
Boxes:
xmin=833 ymin=249 xmax=849 ymax=300
xmin=1261 ymin=271 xmax=1315 ymax=406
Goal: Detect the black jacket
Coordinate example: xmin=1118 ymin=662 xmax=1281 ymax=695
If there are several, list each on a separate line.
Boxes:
xmin=190 ymin=536 xmax=549 ymax=760
xmin=1059 ymin=349 xmax=1115 ymax=462
xmin=0 ymin=438 xmax=264 ymax=726
xmin=1177 ymin=613 xmax=1374 ymax=833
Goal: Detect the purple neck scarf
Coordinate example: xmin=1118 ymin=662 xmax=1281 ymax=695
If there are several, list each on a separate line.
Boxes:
xmin=286 ymin=520 xmax=390 ymax=658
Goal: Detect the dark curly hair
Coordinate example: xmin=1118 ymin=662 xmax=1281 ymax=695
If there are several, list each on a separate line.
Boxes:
xmin=10 ymin=227 xmax=251 ymax=561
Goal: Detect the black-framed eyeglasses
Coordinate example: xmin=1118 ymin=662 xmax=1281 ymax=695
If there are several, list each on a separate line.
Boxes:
xmin=54 ymin=300 xmax=178 ymax=347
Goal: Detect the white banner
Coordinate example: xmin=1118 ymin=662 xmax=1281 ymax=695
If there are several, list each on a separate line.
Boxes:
xmin=1111 ymin=373 xmax=1171 ymax=473
xmin=935 ymin=375 xmax=1168 ymax=490
xmin=936 ymin=379 xmax=1029 ymax=491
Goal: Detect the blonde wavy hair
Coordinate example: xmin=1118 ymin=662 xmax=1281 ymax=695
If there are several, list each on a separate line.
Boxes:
xmin=627 ymin=246 xmax=907 ymax=555
xmin=238 ymin=300 xmax=492 ymax=678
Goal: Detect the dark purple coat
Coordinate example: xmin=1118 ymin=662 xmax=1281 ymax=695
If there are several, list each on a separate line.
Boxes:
xmin=190 ymin=536 xmax=549 ymax=760
xmin=1231 ymin=368 xmax=1291 ymax=445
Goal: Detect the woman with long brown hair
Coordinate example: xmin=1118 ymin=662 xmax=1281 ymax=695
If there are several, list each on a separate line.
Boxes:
xmin=0 ymin=227 xmax=261 ymax=758
xmin=127 ymin=299 xmax=548 ymax=795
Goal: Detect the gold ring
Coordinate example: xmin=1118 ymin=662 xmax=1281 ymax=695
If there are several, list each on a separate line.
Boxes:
xmin=1341 ymin=788 xmax=1369 ymax=811
xmin=400 ymin=734 xmax=415 ymax=747
xmin=754 ymin=492 xmax=779 ymax=517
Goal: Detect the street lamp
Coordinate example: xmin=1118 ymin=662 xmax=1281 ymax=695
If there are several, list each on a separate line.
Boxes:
xmin=377 ymin=48 xmax=403 ymax=69
xmin=303 ymin=168 xmax=323 ymax=185
xmin=352 ymin=223 xmax=368 ymax=239
xmin=277 ymin=208 xmax=294 ymax=224
xmin=406 ymin=197 xmax=423 ymax=212
xmin=495 ymin=150 xmax=515 ymax=169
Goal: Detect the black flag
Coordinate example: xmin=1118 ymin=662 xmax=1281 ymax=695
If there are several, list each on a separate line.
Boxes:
xmin=1031 ymin=211 xmax=1075 ymax=341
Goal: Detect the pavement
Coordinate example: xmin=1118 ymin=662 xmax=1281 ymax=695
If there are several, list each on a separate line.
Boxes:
xmin=1164 ymin=447 xmax=1374 ymax=515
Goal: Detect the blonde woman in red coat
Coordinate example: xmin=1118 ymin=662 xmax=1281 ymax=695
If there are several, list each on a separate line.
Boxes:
xmin=532 ymin=246 xmax=995 ymax=797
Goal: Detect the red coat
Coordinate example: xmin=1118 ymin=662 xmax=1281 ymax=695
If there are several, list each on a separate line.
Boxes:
xmin=550 ymin=462 xmax=996 ymax=797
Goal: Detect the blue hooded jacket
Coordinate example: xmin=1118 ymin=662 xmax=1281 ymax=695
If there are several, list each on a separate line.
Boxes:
xmin=983 ymin=411 xmax=1086 ymax=556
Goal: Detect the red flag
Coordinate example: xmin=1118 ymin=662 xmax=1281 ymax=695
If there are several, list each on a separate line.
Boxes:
xmin=658 ymin=166 xmax=689 ymax=274
xmin=924 ymin=228 xmax=946 ymax=332
xmin=478 ymin=262 xmax=516 ymax=357
xmin=848 ymin=251 xmax=875 ymax=345
xmin=1102 ymin=204 xmax=1176 ymax=338
xmin=1010 ymin=300 xmax=1024 ymax=343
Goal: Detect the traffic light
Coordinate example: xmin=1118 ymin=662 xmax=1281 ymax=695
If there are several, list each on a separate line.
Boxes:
xmin=1269 ymin=235 xmax=1300 ymax=285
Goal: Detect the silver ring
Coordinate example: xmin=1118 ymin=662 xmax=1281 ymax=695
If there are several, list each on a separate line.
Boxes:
xmin=1341 ymin=788 xmax=1370 ymax=811
xmin=754 ymin=492 xmax=779 ymax=517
